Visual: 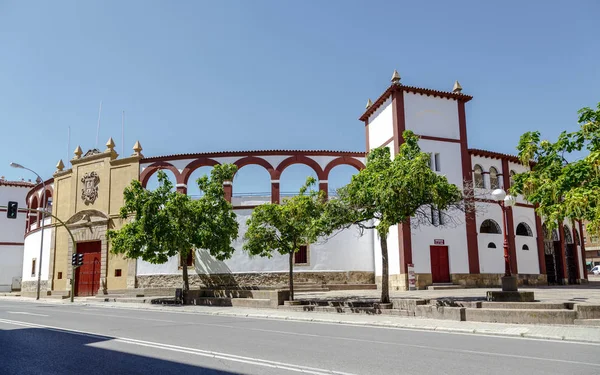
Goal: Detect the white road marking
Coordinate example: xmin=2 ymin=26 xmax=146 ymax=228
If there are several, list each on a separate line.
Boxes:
xmin=6 ymin=311 xmax=49 ymax=317
xmin=0 ymin=318 xmax=356 ymax=375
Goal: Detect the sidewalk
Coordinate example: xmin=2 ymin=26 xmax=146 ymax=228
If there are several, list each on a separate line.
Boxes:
xmin=2 ymin=296 xmax=600 ymax=344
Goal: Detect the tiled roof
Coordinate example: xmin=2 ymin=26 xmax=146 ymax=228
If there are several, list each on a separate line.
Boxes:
xmin=359 ymin=84 xmax=473 ymax=122
xmin=469 ymin=148 xmax=522 ymax=164
xmin=0 ymin=179 xmax=36 ymax=188
xmin=142 ymin=149 xmax=366 ymax=162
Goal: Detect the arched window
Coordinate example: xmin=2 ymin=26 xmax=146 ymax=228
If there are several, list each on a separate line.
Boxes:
xmin=522 ymin=244 xmax=529 ymax=251
xmin=480 ymin=219 xmax=502 ymax=234
xmin=516 ymin=222 xmax=533 ymax=236
xmin=488 ymin=242 xmax=497 ymax=249
xmin=563 ymin=226 xmax=573 ymax=244
xmin=473 ymin=165 xmax=484 ymax=188
xmin=489 ymin=167 xmax=500 ymax=189
xmin=574 ymin=229 xmax=581 ymax=246
xmin=509 ymin=170 xmax=516 ymax=187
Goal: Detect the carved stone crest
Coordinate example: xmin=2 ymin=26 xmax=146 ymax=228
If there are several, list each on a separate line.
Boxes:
xmin=81 ymin=172 xmax=100 ymax=205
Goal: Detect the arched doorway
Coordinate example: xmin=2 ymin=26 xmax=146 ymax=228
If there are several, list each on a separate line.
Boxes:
xmin=542 ymin=224 xmax=561 ymax=285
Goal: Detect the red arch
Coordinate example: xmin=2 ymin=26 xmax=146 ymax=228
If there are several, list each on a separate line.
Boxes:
xmin=276 ymin=156 xmax=325 ymax=180
xmin=140 ymin=162 xmax=182 ymax=188
xmin=323 ymin=156 xmax=365 ymax=179
xmin=234 ymin=157 xmax=277 ymax=179
xmin=181 ymin=158 xmax=220 ymax=185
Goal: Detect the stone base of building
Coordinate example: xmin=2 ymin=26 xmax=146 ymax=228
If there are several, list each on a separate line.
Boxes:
xmin=21 ymin=280 xmax=49 ymax=293
xmin=136 ymin=271 xmax=375 ymax=289
xmin=376 ymin=273 xmax=548 ymax=291
xmin=451 ymin=273 xmax=547 ymax=288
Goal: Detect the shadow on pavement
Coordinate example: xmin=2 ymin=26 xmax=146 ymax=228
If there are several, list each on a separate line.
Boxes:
xmin=0 ymin=326 xmax=244 ymax=375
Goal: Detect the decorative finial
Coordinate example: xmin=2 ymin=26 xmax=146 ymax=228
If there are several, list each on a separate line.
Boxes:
xmin=453 ymin=80 xmax=462 ymax=93
xmin=132 ymin=140 xmax=143 ymax=157
xmin=74 ymin=146 xmax=83 ymax=159
xmin=366 ymin=99 xmax=373 ymax=109
xmin=391 ymin=70 xmax=401 ymax=84
xmin=105 ymin=137 xmax=115 ymax=152
xmin=56 ymin=160 xmax=65 ymax=172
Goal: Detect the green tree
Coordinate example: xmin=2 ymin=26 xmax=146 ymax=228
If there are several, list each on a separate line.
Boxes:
xmin=243 ymin=177 xmax=328 ymax=301
xmin=323 ymin=130 xmax=463 ymax=303
xmin=107 ymin=166 xmax=239 ymax=293
xmin=512 ymin=102 xmax=600 ymax=235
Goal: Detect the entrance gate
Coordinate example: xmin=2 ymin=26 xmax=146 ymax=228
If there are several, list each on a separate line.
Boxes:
xmin=74 ymin=241 xmax=101 ymax=296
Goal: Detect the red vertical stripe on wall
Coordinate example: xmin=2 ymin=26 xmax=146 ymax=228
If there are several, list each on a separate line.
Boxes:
xmin=458 ymin=101 xmax=480 ymax=274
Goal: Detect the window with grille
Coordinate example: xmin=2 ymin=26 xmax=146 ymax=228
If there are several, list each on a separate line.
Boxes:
xmin=431 ymin=207 xmax=444 ymax=226
xmin=180 ymin=251 xmax=194 ymax=267
xmin=473 ymin=165 xmax=484 ymax=188
xmin=434 ymin=153 xmax=441 ymax=172
xmin=489 ymin=167 xmax=500 ymax=189
xmin=294 ymin=245 xmax=309 ymax=265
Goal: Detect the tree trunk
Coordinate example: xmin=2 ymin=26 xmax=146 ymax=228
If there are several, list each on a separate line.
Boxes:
xmin=380 ymin=234 xmax=390 ymax=304
xmin=181 ymin=251 xmax=190 ymax=292
xmin=288 ymin=251 xmax=294 ymax=301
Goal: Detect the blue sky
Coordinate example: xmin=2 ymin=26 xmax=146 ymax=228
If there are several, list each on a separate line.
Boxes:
xmin=1 ymin=1 xmax=598 ymax=195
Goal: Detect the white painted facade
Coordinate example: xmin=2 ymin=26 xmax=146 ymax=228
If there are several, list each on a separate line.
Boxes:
xmin=0 ymin=182 xmax=32 ymax=291
xmin=21 ymin=228 xmax=52 ymax=285
xmin=139 ymin=208 xmax=375 ymax=276
xmin=367 ymin=96 xmax=394 ymax=149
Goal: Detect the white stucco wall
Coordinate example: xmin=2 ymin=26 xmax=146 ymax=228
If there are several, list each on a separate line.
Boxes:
xmin=21 ymin=227 xmax=52 ymax=283
xmin=0 ymin=245 xmax=23 ymax=292
xmin=0 ymin=184 xmax=31 ymax=291
xmin=368 ymin=96 xmax=393 ymax=149
xmin=476 ymin=203 xmax=505 ymax=273
xmin=411 ymin=208 xmax=470 ymax=275
xmin=403 ymin=92 xmax=459 ymax=140
xmin=137 ymin=208 xmax=375 ymax=276
xmin=512 ymin=206 xmax=540 ymax=274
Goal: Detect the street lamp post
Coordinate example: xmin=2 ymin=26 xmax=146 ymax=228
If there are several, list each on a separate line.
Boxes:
xmin=10 ymin=162 xmax=47 ymax=300
xmin=491 ymin=188 xmax=518 ymax=291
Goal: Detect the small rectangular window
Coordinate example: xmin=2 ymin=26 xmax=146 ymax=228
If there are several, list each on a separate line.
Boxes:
xmin=294 ymin=245 xmax=309 ymax=265
xmin=57 ymin=272 xmax=63 ymax=280
xmin=431 ymin=207 xmax=444 ymax=226
xmin=434 ymin=153 xmax=441 ymax=172
xmin=180 ymin=251 xmax=194 ymax=267
xmin=427 ymin=153 xmax=433 ymax=169
xmin=115 ymin=269 xmax=122 ymax=277
xmin=31 ymin=259 xmax=37 ymax=277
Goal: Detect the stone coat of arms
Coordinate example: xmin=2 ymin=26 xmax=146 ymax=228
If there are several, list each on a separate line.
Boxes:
xmin=81 ymin=172 xmax=100 ymax=205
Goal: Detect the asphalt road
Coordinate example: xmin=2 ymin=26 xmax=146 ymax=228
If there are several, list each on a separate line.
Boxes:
xmin=1 ymin=300 xmax=599 ymax=375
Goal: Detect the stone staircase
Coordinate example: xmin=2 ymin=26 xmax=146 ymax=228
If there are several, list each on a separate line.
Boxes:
xmin=426 ymin=283 xmax=466 ymax=290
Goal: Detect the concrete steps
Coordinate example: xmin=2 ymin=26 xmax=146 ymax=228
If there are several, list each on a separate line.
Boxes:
xmin=574 ymin=319 xmax=600 ymax=326
xmin=279 ymin=305 xmax=413 ymax=316
xmin=427 ymin=283 xmax=465 ymax=290
xmin=189 ymin=297 xmax=272 ymax=308
xmin=464 ymin=308 xmax=577 ymax=325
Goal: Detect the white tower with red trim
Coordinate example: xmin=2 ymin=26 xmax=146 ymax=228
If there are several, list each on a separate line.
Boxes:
xmin=360 ymin=71 xmax=477 ymax=290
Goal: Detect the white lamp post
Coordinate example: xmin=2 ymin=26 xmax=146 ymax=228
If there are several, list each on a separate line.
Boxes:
xmin=491 ymin=188 xmax=518 ymax=291
xmin=10 ymin=162 xmax=46 ymax=300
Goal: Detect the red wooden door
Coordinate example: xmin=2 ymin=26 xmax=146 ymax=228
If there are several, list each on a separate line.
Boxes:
xmin=430 ymin=245 xmax=450 ymax=283
xmin=75 ymin=241 xmax=101 ymax=296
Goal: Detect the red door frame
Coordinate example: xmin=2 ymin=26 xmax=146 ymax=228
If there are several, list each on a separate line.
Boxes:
xmin=74 ymin=241 xmax=102 ymax=297
xmin=430 ymin=245 xmax=450 ymax=283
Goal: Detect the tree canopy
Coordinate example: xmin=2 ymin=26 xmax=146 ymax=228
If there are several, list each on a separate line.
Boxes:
xmin=107 ymin=166 xmax=239 ymax=292
xmin=324 ymin=130 xmax=463 ymax=303
xmin=243 ymin=177 xmax=329 ymax=301
xmin=512 ymin=103 xmax=600 ymax=235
